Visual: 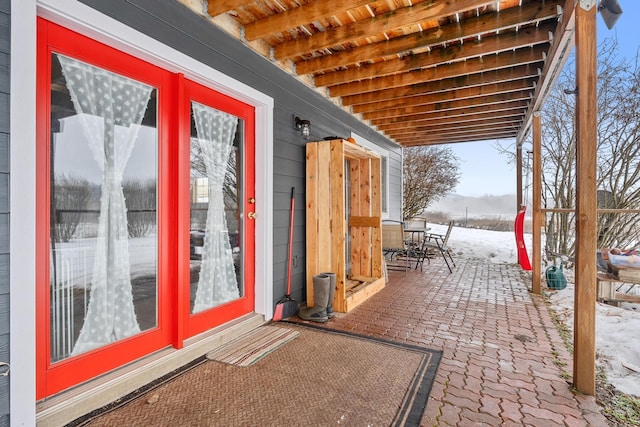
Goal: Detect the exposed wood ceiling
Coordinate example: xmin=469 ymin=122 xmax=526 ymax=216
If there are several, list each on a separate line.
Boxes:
xmin=203 ymin=0 xmax=575 ymax=146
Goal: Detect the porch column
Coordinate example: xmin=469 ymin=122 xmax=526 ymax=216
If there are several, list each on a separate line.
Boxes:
xmin=516 ymin=145 xmax=523 ymax=211
xmin=531 ymin=112 xmax=542 ymax=294
xmin=573 ymin=1 xmax=597 ymax=396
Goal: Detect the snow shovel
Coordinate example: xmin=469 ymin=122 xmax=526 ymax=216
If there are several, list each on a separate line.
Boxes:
xmin=273 ymin=187 xmax=299 ymax=321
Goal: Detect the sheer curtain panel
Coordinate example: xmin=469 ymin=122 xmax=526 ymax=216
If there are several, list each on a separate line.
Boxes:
xmin=58 ymin=55 xmax=153 ymax=354
xmin=191 ymin=101 xmax=240 ymax=313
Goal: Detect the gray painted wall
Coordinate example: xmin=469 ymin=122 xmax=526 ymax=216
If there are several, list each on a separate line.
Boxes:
xmin=0 ymin=0 xmax=9 ymax=424
xmin=76 ymin=0 xmax=403 ymax=305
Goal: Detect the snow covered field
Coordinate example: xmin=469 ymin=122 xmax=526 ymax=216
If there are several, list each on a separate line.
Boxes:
xmin=430 ymin=222 xmax=640 ymax=398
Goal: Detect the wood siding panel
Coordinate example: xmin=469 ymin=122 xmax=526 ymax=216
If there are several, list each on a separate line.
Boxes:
xmin=0 ymin=134 xmax=7 ymax=173
xmin=0 ymin=255 xmax=7 ymax=294
xmin=0 ymin=54 xmax=7 ymax=94
xmin=0 ymin=94 xmax=7 ymax=134
xmin=0 ymin=174 xmax=7 ymax=213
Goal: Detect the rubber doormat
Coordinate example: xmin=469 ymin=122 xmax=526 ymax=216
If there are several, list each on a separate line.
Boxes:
xmin=205 ymin=325 xmax=299 ymax=366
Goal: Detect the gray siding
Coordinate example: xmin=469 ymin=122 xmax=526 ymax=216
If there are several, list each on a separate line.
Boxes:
xmin=79 ymin=0 xmax=403 ymax=304
xmin=0 ymin=0 xmax=9 ymax=423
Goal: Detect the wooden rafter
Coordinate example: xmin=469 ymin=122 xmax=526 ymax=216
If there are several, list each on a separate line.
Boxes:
xmin=352 ymin=79 xmax=536 ymax=115
xmin=244 ymin=0 xmax=374 ymax=41
xmin=376 ymin=111 xmax=526 ymax=132
xmin=371 ymin=100 xmax=529 ymax=127
xmin=387 ymin=119 xmax=523 ymax=138
xmin=273 ymin=0 xmax=496 ymax=59
xmin=362 ymin=90 xmax=532 ymax=121
xmin=399 ymin=129 xmax=518 ymax=146
xmin=393 ymin=120 xmax=519 ymax=137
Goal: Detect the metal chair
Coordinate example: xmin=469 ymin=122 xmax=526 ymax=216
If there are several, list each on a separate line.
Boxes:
xmin=421 ymin=220 xmax=456 ymax=273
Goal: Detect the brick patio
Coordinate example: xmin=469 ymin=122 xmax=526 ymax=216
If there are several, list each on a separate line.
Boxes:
xmin=310 ymin=256 xmax=609 ymax=426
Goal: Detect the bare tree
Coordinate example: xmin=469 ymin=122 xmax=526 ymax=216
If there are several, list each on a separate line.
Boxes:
xmin=520 ymin=37 xmax=640 ymax=257
xmin=403 ymin=146 xmax=460 ymax=220
xmin=123 ymin=179 xmax=157 ymax=238
xmin=52 ymin=175 xmax=92 ymax=242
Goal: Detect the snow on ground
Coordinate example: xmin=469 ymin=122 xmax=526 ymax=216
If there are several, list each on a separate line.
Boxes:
xmin=433 ymin=222 xmax=640 ymax=398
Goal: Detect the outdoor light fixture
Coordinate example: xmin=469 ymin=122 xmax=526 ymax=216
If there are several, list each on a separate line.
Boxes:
xmin=294 ymin=116 xmax=311 ymax=139
xmin=598 ymin=0 xmax=623 ymax=30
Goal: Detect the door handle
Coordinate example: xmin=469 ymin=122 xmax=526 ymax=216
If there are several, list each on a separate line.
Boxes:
xmin=247 ymin=212 xmax=257 ymax=219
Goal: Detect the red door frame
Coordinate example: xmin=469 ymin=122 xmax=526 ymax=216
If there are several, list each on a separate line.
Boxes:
xmin=179 ymin=79 xmax=256 ymax=339
xmin=36 ymin=18 xmax=256 ymax=398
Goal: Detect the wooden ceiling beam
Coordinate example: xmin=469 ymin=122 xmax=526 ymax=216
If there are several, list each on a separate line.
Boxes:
xmin=377 ymin=110 xmax=526 ymax=132
xmin=352 ymin=78 xmax=535 ymax=114
xmin=387 ymin=119 xmax=523 ymax=137
xmin=371 ymin=100 xmax=529 ymax=127
xmin=396 ymin=129 xmax=517 ymax=146
xmin=314 ymin=22 xmax=554 ymax=87
xmin=295 ymin=0 xmax=562 ymax=75
xmin=391 ymin=121 xmax=519 ymax=139
xmin=363 ymin=91 xmax=532 ymax=121
xmin=207 ymin=0 xmax=254 ymax=17
xmin=273 ymin=0 xmax=495 ymax=59
xmin=400 ymin=133 xmax=517 ymax=146
xmin=244 ymin=0 xmax=373 ymax=41
xmin=341 ymin=63 xmax=540 ymax=107
xmin=329 ymin=45 xmax=546 ymax=97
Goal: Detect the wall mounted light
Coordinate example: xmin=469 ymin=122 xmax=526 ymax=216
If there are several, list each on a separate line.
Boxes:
xmin=598 ymin=0 xmax=623 ymax=30
xmin=293 ymin=116 xmax=311 ymax=139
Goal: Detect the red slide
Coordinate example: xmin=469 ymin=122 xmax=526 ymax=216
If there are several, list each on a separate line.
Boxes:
xmin=514 ymin=206 xmax=532 ymax=271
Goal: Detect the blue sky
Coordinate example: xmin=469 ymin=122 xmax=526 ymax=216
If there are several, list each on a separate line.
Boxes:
xmin=450 ymin=1 xmax=638 ymax=197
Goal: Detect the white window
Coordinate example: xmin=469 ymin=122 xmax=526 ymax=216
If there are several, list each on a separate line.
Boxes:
xmin=350 ymin=133 xmax=389 ymax=218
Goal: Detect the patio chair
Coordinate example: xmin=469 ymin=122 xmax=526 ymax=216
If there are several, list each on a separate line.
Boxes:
xmin=382 ymin=221 xmax=410 ymax=274
xmin=421 ymin=220 xmax=456 ymax=273
xmin=402 ymin=217 xmax=433 ymax=271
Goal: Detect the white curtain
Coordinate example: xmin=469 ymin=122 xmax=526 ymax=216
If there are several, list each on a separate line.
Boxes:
xmin=57 ymin=55 xmax=153 ymax=354
xmin=191 ymin=101 xmax=240 ymax=313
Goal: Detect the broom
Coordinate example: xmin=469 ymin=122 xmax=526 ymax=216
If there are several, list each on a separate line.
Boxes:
xmin=273 ymin=187 xmax=299 ymax=321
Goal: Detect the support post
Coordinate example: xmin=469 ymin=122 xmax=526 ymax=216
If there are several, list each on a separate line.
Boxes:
xmin=516 ymin=145 xmax=523 ymax=211
xmin=573 ymin=1 xmax=598 ymax=396
xmin=532 ymin=112 xmax=542 ymax=294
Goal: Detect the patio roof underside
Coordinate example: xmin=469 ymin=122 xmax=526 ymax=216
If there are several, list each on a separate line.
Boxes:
xmin=206 ymin=0 xmax=575 ymax=147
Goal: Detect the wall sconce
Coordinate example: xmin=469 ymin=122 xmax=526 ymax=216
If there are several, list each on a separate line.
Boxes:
xmin=293 ymin=116 xmax=311 ymax=139
xmin=598 ymin=0 xmax=623 ymax=30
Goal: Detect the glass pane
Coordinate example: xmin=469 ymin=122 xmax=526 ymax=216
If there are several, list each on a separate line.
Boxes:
xmin=189 ymin=101 xmax=244 ymax=313
xmin=49 ymin=54 xmax=158 ymax=362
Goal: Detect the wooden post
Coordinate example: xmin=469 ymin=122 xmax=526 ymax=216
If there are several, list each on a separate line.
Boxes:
xmin=532 ymin=112 xmax=542 ymax=294
xmin=573 ymin=1 xmax=597 ymax=396
xmin=516 ymin=145 xmax=523 ymax=211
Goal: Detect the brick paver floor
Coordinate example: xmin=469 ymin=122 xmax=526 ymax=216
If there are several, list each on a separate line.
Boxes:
xmin=318 ymin=257 xmax=609 ymax=426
